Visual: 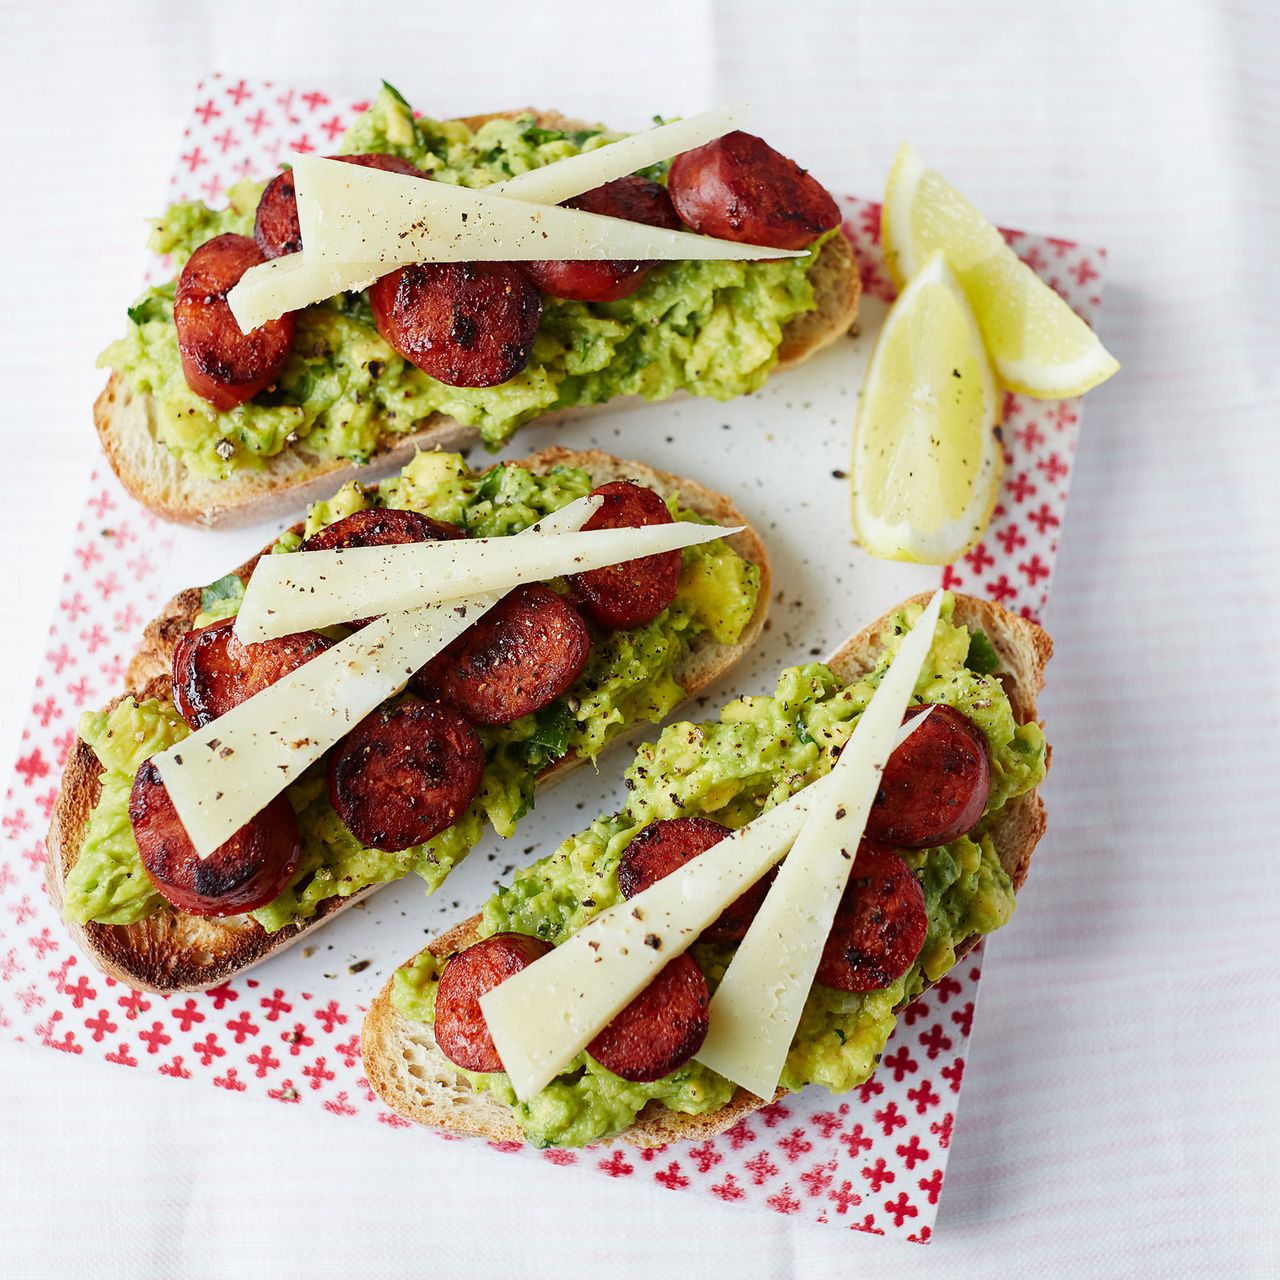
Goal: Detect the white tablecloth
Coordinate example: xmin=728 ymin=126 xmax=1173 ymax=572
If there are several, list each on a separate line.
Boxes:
xmin=1 ymin=1 xmax=1276 ymax=1275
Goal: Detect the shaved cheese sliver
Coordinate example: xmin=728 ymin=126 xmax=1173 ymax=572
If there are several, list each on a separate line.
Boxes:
xmin=480 ymin=778 xmax=832 ymax=1102
xmin=491 ymin=105 xmax=747 ymax=206
xmin=234 ymin=519 xmax=740 ymax=644
xmin=228 ymin=254 xmax=385 ymax=333
xmin=292 ymin=154 xmax=804 ymax=267
xmin=153 ymin=497 xmax=598 ymax=857
xmin=695 ymin=591 xmax=945 ymax=1098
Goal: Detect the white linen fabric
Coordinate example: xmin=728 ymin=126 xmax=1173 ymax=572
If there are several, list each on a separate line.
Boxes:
xmin=0 ymin=1 xmax=1275 ymax=1276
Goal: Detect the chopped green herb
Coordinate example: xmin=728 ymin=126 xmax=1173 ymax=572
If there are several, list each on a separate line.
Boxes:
xmin=126 ymin=297 xmax=165 ymax=326
xmin=522 ymin=702 xmax=577 ymax=769
xmin=199 ymin=573 xmax=245 ymax=614
xmin=965 ymin=630 xmax=1001 ymax=675
xmin=471 ymin=464 xmax=506 ymax=504
xmin=521 ymin=124 xmax=566 ymax=147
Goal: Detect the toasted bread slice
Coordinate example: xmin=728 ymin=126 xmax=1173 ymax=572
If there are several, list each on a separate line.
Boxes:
xmin=44 ymin=448 xmax=771 ymax=993
xmin=361 ymin=593 xmax=1051 ymax=1146
xmin=96 ymin=109 xmax=862 ymax=529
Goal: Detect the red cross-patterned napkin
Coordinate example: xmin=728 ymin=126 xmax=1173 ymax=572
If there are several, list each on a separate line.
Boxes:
xmin=0 ymin=75 xmax=1105 ymax=1241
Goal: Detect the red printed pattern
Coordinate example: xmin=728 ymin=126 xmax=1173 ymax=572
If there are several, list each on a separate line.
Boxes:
xmin=0 ymin=75 xmax=1107 ymax=1241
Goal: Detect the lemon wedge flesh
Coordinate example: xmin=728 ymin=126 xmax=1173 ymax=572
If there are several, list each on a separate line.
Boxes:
xmin=851 ymin=251 xmax=1002 ymax=564
xmin=882 ymin=143 xmax=1118 ymax=399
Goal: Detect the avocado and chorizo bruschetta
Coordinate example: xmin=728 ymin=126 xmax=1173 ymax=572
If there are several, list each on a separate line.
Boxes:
xmin=96 ymin=85 xmax=860 ymax=527
xmin=45 ymin=447 xmax=769 ymax=992
xmin=362 ymin=593 xmax=1050 ymax=1148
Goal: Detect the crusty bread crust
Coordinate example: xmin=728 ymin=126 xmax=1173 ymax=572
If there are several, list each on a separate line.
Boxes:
xmin=361 ymin=593 xmax=1051 ymax=1147
xmin=95 ymin=109 xmax=861 ymax=528
xmin=45 ymin=448 xmax=771 ymax=993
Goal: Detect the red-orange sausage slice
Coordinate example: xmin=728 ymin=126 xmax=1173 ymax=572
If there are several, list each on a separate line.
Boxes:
xmin=522 ymin=175 xmax=682 ymax=302
xmin=174 ymin=234 xmax=297 ymax=411
xmin=129 ymin=759 xmax=301 ymax=916
xmin=253 ymin=170 xmax=305 ymax=261
xmin=367 ymin=262 xmax=542 ymax=388
xmin=815 ymin=843 xmax=928 ymax=992
xmin=299 ymin=507 xmax=465 ymax=629
xmin=586 ymin=954 xmax=710 ymax=1082
xmin=171 ymin=617 xmax=333 ymax=730
xmin=253 ymin=153 xmax=429 ymax=260
xmin=865 ymin=704 xmax=991 ymax=849
xmin=299 ymin=506 xmax=463 ymax=554
xmin=617 ymin=817 xmax=773 ymax=944
xmin=568 ymin=481 xmax=682 ymax=631
xmin=327 ymin=698 xmax=485 ymax=852
xmin=415 ymin=584 xmax=590 ymax=726
xmin=667 ymin=131 xmax=840 ymax=251
xmin=433 ymin=932 xmax=553 ymax=1073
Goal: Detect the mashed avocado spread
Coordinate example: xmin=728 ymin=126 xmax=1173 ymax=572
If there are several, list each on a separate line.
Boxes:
xmin=391 ymin=596 xmax=1046 ymax=1147
xmin=99 ymin=84 xmax=829 ymax=478
xmin=62 ymin=451 xmax=759 ymax=933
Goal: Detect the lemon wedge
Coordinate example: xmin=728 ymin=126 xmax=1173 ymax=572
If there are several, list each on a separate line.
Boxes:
xmin=851 ymin=251 xmax=1002 ymax=563
xmin=882 ymin=143 xmax=1118 ymax=399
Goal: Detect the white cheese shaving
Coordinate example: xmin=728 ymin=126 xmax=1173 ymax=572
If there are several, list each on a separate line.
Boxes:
xmin=490 ymin=105 xmax=747 ymax=206
xmin=291 ymin=154 xmax=804 ymax=266
xmin=227 ymin=254 xmax=385 ymax=333
xmin=233 ymin=520 xmax=740 ymax=644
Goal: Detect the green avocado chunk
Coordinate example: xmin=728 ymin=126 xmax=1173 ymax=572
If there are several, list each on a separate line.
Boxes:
xmin=392 ymin=595 xmax=1046 ymax=1147
xmin=62 ymin=700 xmax=187 ymax=926
xmin=98 ymin=85 xmax=828 ymax=478
xmin=66 ymin=453 xmax=760 ymax=938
